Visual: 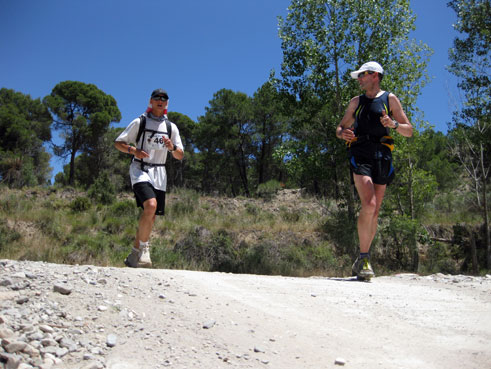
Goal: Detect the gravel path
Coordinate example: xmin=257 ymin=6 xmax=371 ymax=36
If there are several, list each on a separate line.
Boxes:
xmin=1 ymin=259 xmax=490 ymax=369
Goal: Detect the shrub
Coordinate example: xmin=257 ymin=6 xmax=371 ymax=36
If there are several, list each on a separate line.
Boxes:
xmin=88 ymin=173 xmax=116 ymax=205
xmin=150 ymin=238 xmax=186 ymax=269
xmin=35 ymin=209 xmax=64 ymax=240
xmin=109 ymin=199 xmax=138 ymax=217
xmin=280 ymin=207 xmax=302 ymax=223
xmin=62 ymin=233 xmax=113 ymax=265
xmin=42 ymin=198 xmax=66 ymax=211
xmin=169 ymin=188 xmax=199 ymax=216
xmin=0 ymin=220 xmax=21 ymax=250
xmin=70 ymin=196 xmax=92 ymax=212
xmin=208 ymin=230 xmax=238 ymax=272
xmin=173 ymin=226 xmax=211 ymax=269
xmin=309 ymin=243 xmax=336 ymax=270
xmin=103 ymin=216 xmax=129 ymax=234
xmin=245 ymin=202 xmax=260 ymax=216
xmin=256 ymin=180 xmax=282 ymax=200
xmin=320 ymin=209 xmax=358 ymax=256
xmin=0 ymin=193 xmax=17 ymax=213
xmin=239 ymin=242 xmax=275 ymax=275
xmin=173 ymin=227 xmax=238 ymax=272
xmin=0 ymin=192 xmax=32 ymax=214
xmin=379 ymin=215 xmax=428 ymax=272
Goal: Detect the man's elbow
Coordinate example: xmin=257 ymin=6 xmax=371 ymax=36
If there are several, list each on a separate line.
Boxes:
xmin=406 ymin=125 xmax=414 ymax=137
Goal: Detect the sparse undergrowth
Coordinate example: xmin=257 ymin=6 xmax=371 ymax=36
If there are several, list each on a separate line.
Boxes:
xmin=0 ymin=186 xmax=488 ymax=277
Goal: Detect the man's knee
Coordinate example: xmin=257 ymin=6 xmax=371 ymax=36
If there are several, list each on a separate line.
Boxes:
xmin=361 ymin=197 xmax=377 ymax=213
xmin=143 ymin=198 xmax=158 ymax=214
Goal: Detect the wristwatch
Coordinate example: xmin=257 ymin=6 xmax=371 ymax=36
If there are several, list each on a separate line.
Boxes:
xmin=393 ymin=120 xmax=399 ymax=129
xmin=169 ymin=144 xmax=177 ymax=152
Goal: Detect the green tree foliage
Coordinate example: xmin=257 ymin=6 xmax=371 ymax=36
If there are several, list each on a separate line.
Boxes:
xmin=166 ymin=112 xmax=200 ymax=190
xmin=415 ymin=129 xmax=459 ymax=191
xmin=195 ymin=89 xmax=253 ymax=196
xmin=55 ymin=127 xmax=131 ymax=191
xmin=0 ymin=88 xmax=52 ymax=187
xmin=382 ymin=128 xmax=460 ymax=223
xmin=44 ymin=81 xmax=121 ymax=186
xmin=250 ymin=81 xmax=290 ymax=187
xmin=87 ymin=172 xmax=116 ymax=205
xmin=447 ymin=0 xmax=491 ymax=268
xmin=379 ymin=214 xmax=429 ymax=272
xmin=160 ymin=84 xmax=290 ymax=196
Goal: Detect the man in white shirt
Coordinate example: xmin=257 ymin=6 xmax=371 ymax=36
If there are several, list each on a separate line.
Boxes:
xmin=115 ymin=88 xmax=184 ymax=267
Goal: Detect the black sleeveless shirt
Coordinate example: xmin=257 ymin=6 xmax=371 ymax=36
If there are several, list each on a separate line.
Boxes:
xmin=350 ymin=91 xmax=392 ymax=157
xmin=353 ymin=91 xmax=391 ymax=138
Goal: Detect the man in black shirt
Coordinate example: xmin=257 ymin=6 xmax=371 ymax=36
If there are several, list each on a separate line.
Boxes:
xmin=336 ymin=62 xmax=413 ymax=280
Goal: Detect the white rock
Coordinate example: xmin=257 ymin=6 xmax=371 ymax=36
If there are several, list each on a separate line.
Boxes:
xmin=106 ymin=334 xmax=117 ymax=347
xmin=39 ymin=325 xmax=54 ymax=333
xmin=6 ymin=341 xmax=28 ymax=353
xmin=53 ymin=283 xmax=72 ymax=295
xmin=0 ymin=327 xmax=14 ymax=338
xmin=335 ymin=357 xmax=346 ymax=365
xmin=203 ymin=320 xmax=216 ymax=329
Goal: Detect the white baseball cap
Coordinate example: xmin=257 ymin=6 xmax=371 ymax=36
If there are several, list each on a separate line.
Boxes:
xmin=350 ymin=61 xmax=384 ymax=79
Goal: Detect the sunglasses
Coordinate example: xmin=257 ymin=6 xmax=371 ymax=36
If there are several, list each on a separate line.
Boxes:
xmin=358 ymin=71 xmax=375 ymax=78
xmin=152 ymin=95 xmax=168 ymax=101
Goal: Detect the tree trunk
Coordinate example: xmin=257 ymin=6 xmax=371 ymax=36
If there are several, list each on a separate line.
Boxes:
xmin=479 ymin=144 xmax=490 ymax=269
xmin=412 ymin=234 xmax=419 ymax=273
xmin=483 ymin=179 xmax=490 ymax=269
xmin=470 ymin=231 xmax=478 ymax=275
xmin=236 ymin=155 xmax=249 ymax=197
xmin=69 ymin=149 xmax=76 ymax=186
xmin=258 ymin=120 xmax=268 ymax=184
xmin=258 ymin=139 xmax=266 ymax=185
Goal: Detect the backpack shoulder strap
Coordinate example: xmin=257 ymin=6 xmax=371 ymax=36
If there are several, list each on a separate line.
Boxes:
xmin=166 ymin=119 xmax=172 ymax=140
xmin=383 ymin=91 xmax=391 ymax=136
xmin=136 ymin=115 xmax=146 ymax=145
xmin=385 ymin=91 xmax=391 ymax=117
xmin=353 ymin=94 xmax=365 ymax=130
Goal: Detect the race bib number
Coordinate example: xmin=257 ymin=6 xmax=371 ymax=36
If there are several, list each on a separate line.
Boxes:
xmin=146 ymin=133 xmax=168 ymax=150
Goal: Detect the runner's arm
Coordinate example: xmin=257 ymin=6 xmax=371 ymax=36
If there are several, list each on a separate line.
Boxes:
xmin=336 ymin=97 xmax=358 ymax=142
xmin=114 ymin=141 xmax=149 ymax=159
xmin=384 ymin=94 xmax=413 ymax=137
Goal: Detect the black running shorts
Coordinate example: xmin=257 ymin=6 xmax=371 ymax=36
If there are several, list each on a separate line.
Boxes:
xmin=349 ymin=153 xmax=395 ymax=185
xmin=133 ymin=182 xmax=166 ymax=216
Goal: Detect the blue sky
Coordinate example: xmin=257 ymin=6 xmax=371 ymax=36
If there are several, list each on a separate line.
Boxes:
xmin=0 ymin=0 xmax=459 ymax=180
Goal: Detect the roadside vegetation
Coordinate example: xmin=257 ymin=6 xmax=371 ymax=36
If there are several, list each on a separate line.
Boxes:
xmin=1 ymin=184 xmax=488 ymax=277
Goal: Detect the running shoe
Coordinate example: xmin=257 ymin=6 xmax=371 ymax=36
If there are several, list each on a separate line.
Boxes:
xmin=138 ymin=243 xmax=152 ymax=268
xmin=124 ymin=248 xmax=141 ymax=268
xmin=352 ymin=256 xmax=375 ymax=280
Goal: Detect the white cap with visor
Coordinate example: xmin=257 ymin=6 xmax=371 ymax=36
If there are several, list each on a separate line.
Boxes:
xmin=350 ymin=61 xmax=384 ymax=79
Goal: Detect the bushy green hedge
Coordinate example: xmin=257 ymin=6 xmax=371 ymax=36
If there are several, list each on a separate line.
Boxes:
xmin=256 ymin=180 xmax=283 ymax=200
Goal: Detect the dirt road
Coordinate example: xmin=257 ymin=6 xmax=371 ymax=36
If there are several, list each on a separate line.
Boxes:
xmin=1 ymin=260 xmax=490 ymax=368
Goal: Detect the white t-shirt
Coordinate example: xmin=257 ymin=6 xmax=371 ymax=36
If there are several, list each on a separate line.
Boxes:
xmin=115 ymin=113 xmax=184 ymax=191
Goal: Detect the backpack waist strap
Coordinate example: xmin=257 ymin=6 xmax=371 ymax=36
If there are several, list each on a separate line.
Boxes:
xmin=133 ymin=158 xmax=166 ymax=172
xmin=347 ymin=135 xmax=394 ymax=151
